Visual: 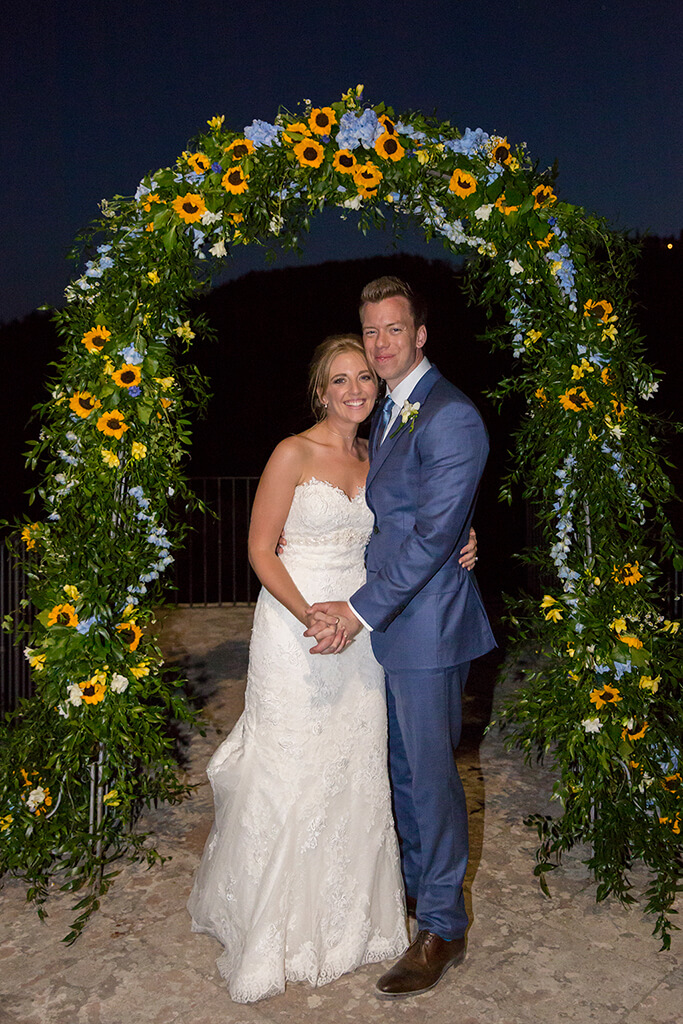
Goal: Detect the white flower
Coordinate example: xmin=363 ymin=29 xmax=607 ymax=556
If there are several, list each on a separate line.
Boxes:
xmin=27 ymin=787 xmax=46 ymax=811
xmin=201 ymin=210 xmax=222 ymax=225
xmin=67 ymin=684 xmax=83 ymax=707
xmin=110 ymin=673 xmax=129 ymax=694
xmin=473 ymin=204 xmax=493 ymax=221
xmin=639 ymin=380 xmax=659 ymax=400
xmin=209 ymin=239 xmax=227 ymax=258
xmin=269 ymin=215 xmax=284 ymax=235
xmin=400 ymin=400 xmax=420 ymax=424
xmin=56 ymin=703 xmax=69 ymax=718
xmin=507 ymin=259 xmax=524 ymax=276
xmin=582 ymin=717 xmax=602 ymax=734
xmin=341 ymin=194 xmax=363 ymax=210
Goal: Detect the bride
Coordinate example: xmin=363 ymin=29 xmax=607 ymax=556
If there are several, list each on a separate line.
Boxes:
xmin=187 ymin=334 xmax=476 ymax=1002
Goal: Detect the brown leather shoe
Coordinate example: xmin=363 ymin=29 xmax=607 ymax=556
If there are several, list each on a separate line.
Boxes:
xmin=376 ymin=930 xmax=466 ymax=998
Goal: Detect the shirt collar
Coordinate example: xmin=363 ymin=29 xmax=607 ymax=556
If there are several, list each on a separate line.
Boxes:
xmin=387 ymin=355 xmax=432 ymax=409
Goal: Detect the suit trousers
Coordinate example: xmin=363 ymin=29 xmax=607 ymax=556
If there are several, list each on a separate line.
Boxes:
xmin=384 ymin=661 xmax=470 ymax=940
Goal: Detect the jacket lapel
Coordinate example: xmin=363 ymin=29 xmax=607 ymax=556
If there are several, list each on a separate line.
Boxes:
xmin=366 ymin=366 xmax=442 ymax=489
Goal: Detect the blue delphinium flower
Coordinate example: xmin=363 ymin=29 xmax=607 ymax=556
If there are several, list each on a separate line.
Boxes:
xmin=394 ymin=121 xmax=427 ymax=143
xmin=336 ymin=109 xmax=382 ymax=151
xmin=444 ymin=127 xmax=489 ymax=156
xmin=76 ymin=615 xmax=97 ymax=636
xmin=120 ymin=344 xmax=144 ymax=365
xmin=211 ymin=162 xmax=222 ymax=173
xmin=244 ymin=119 xmax=281 ymax=147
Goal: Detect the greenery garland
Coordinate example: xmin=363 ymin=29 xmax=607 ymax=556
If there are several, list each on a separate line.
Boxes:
xmin=2 ymin=87 xmax=681 ymax=945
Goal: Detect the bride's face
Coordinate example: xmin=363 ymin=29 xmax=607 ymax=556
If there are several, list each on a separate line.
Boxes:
xmin=320 ymin=350 xmax=377 ymax=425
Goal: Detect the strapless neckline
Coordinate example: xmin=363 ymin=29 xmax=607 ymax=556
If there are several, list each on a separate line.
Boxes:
xmin=296 ymin=477 xmax=366 ymax=504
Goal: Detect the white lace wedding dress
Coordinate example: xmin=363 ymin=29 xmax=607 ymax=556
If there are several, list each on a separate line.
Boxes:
xmin=187 ymin=479 xmax=408 ymax=1003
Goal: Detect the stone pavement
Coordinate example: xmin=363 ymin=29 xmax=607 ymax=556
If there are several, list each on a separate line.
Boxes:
xmin=1 ymin=606 xmax=681 ymax=1024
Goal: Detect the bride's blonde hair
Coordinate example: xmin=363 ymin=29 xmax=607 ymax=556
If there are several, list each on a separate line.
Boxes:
xmin=308 ymin=334 xmax=378 ymax=422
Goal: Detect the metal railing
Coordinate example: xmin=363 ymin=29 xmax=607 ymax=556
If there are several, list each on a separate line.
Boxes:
xmin=0 ymin=538 xmax=34 ymax=713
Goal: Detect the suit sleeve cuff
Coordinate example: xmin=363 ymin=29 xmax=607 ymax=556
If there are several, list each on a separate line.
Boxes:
xmin=347 ymin=599 xmax=373 ymax=632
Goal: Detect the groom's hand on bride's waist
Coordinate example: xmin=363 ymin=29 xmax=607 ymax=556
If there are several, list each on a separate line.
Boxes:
xmin=304 ymin=602 xmax=362 ymax=654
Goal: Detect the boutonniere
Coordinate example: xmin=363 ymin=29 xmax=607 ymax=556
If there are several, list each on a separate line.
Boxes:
xmin=389 ymin=400 xmax=421 ymax=438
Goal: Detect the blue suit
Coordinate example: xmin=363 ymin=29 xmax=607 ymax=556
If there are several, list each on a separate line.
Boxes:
xmin=351 ymin=365 xmax=495 ymax=939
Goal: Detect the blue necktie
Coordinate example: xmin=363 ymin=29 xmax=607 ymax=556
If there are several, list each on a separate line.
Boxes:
xmin=375 ymin=395 xmax=394 ymax=453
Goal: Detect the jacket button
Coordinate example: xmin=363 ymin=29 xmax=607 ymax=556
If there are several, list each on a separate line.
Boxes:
xmin=373 ymin=525 xmax=380 ymax=534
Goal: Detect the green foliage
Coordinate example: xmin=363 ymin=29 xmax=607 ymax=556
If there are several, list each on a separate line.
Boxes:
xmin=2 ymin=87 xmax=681 ymax=944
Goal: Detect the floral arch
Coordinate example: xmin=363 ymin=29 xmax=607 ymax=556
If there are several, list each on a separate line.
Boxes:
xmin=3 ymin=88 xmax=681 ymax=945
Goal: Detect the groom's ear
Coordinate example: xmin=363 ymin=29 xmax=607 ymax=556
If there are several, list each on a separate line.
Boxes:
xmin=416 ymin=324 xmax=427 ymax=349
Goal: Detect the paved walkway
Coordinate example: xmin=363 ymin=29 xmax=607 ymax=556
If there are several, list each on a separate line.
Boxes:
xmin=1 ymin=607 xmax=681 ymax=1024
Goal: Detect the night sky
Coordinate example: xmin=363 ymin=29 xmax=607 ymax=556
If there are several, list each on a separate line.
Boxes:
xmin=3 ymin=0 xmax=682 ymax=325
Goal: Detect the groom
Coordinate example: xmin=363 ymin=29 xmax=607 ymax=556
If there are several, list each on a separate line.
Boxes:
xmin=305 ymin=276 xmax=495 ymax=998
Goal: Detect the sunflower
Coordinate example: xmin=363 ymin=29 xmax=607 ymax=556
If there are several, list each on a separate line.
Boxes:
xmin=96 ymin=410 xmax=129 ymax=439
xmin=374 ymin=132 xmax=405 ymax=162
xmin=141 ymin=192 xmax=165 ymax=213
xmin=494 ymin=193 xmax=520 ymax=215
xmin=82 ymin=326 xmax=111 ymax=353
xmin=333 ymin=149 xmax=357 ymax=173
xmin=610 ymin=398 xmax=627 ymax=420
xmin=172 ymin=193 xmax=206 ymax=223
xmin=282 ymin=122 xmax=311 ymax=144
xmin=79 ymin=675 xmax=107 ymax=705
xmin=116 ymin=621 xmax=143 ymax=651
xmin=489 ymin=136 xmax=511 ymax=165
xmin=224 ymin=138 xmax=255 ymax=160
xmin=449 ymin=170 xmax=477 ymax=198
xmin=532 ymin=184 xmax=556 ymax=208
xmin=186 ymin=151 xmax=211 ymax=174
xmin=69 ymin=391 xmax=101 ymax=418
xmin=583 ymin=298 xmax=614 ymax=322
xmin=558 ymin=387 xmax=594 ymax=412
xmin=612 ymin=561 xmax=643 ymax=585
xmin=534 ymin=231 xmax=555 ymax=249
xmin=112 ymin=364 xmax=142 ymax=388
xmin=222 ymin=167 xmax=249 ymax=194
xmin=353 ymin=162 xmax=383 ymax=197
xmin=47 ymin=603 xmax=79 ymax=628
xmin=622 ymin=720 xmax=648 ymax=741
xmin=293 ymin=138 xmax=325 ymax=168
xmin=378 ymin=114 xmax=396 ymax=135
xmin=309 ymin=107 xmax=337 ymax=135
xmin=589 ymin=684 xmax=622 ymax=710
xmin=534 ymin=387 xmax=548 ymax=405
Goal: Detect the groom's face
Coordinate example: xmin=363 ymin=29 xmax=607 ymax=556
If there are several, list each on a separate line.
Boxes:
xmin=360 ymin=295 xmax=427 ymax=391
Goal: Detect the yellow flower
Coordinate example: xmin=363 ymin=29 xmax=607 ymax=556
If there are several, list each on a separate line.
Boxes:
xmin=131 ymin=441 xmax=147 ymax=460
xmin=589 ymin=684 xmax=622 ymax=710
xmin=82 ymin=325 xmax=111 ymax=354
xmin=47 ymin=603 xmax=79 ymax=628
xmin=545 ymin=607 xmax=563 ymax=622
xmin=79 ymin=675 xmax=106 ymax=705
xmin=374 ymin=132 xmax=405 ymax=161
xmin=147 ymin=270 xmax=160 ymax=285
xmin=309 ymin=107 xmax=337 ymax=135
xmin=21 ymin=523 xmax=40 ymax=550
xmin=583 ymin=298 xmax=615 ymax=323
xmin=116 ymin=621 xmax=143 ymax=651
xmin=622 ymin=720 xmax=648 ymax=742
xmin=333 ymin=149 xmax=357 ymax=173
xmin=378 ymin=114 xmax=396 ymax=135
xmin=63 ymin=584 xmax=80 ymax=602
xmin=659 ymin=815 xmax=681 ymax=834
xmin=154 ymin=376 xmax=175 ymax=390
xmin=612 ymin=561 xmax=643 ymax=586
xmin=0 ymin=814 xmax=12 ymax=832
xmin=662 ymin=773 xmax=681 ymax=794
xmin=222 ymin=166 xmax=249 ymax=194
xmin=600 ymin=366 xmax=615 ymax=386
xmin=141 ymin=192 xmax=165 ymax=213
xmin=532 ymin=184 xmax=556 ymax=208
xmin=559 ymin=387 xmax=594 ymax=412
xmin=449 ymin=170 xmax=477 ymax=198
xmin=602 ymin=324 xmax=618 ymax=341
xmin=101 ymin=448 xmax=120 ymax=468
xmin=525 ymin=329 xmax=543 ymax=347
xmin=415 ymin=148 xmax=431 ymax=165
xmin=639 ymin=674 xmax=660 ymax=692
xmin=282 ymin=122 xmax=311 ymax=144
xmin=489 ymin=136 xmax=511 ymax=165
xmin=112 ymin=365 xmax=142 ymax=389
xmin=660 ymin=619 xmax=680 ymax=634
xmin=97 ymin=410 xmax=129 ymax=439
xmin=69 ymin=391 xmax=102 ymax=418
xmin=611 ymin=398 xmax=627 ymax=420
xmin=130 ymin=662 xmax=150 ymax=679
xmin=186 ymin=151 xmax=211 ymax=174
xmin=175 ymin=321 xmax=195 ymax=342
xmin=620 ymin=634 xmax=643 ymax=650
xmin=533 ymin=231 xmax=555 ymax=250
xmin=540 ymin=594 xmax=558 ymax=608
xmin=534 ymin=387 xmax=548 ymax=405
xmin=102 ymin=356 xmax=115 ymax=376
xmin=353 ymin=162 xmax=383 ymax=197
xmin=566 ymin=643 xmax=575 ymax=657
xmin=571 ymin=358 xmax=594 ymax=380
xmin=224 ymin=138 xmax=255 ymax=160
xmin=593 ymin=576 xmax=601 ymax=585
xmin=172 ymin=193 xmax=206 ymax=223
xmin=207 ymin=114 xmax=225 ymax=130
xmin=102 ymin=789 xmax=121 ymax=807
xmin=611 ymin=618 xmax=627 ymax=634
xmin=293 ymin=138 xmax=325 ymax=168
xmin=494 ymin=193 xmax=520 ymax=215
xmin=28 ymin=652 xmax=46 ymax=671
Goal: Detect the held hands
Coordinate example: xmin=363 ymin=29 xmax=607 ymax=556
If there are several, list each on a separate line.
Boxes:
xmin=304 ymin=601 xmax=363 ymax=655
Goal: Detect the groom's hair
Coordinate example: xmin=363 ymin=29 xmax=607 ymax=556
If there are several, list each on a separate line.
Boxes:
xmin=359 ymin=276 xmax=427 ymax=328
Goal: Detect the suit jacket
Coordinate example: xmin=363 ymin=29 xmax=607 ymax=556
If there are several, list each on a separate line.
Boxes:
xmin=351 ymin=365 xmax=495 ymax=670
